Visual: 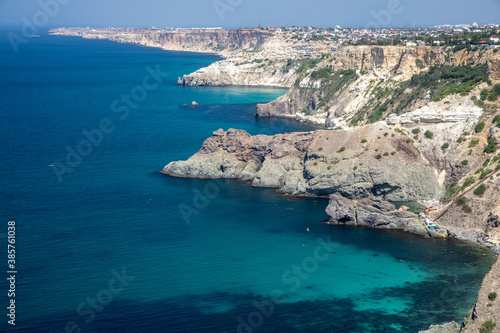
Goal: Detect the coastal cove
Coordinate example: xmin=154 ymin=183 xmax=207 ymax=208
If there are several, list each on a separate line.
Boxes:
xmin=0 ymin=30 xmax=497 ymax=333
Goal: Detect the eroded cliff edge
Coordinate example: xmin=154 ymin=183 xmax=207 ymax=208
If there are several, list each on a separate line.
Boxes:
xmin=161 ymin=125 xmax=442 ymax=200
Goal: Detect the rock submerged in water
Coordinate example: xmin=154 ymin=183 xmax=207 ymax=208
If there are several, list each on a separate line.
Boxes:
xmin=161 ymin=124 xmax=443 ymax=201
xmin=418 ymin=321 xmax=460 ymax=333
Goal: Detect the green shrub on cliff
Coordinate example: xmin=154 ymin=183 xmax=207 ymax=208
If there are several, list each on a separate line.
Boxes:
xmin=473 ymin=184 xmax=487 ymax=196
xmin=475 ymin=121 xmax=485 ymax=133
xmin=484 ymin=140 xmax=497 ymax=153
xmin=462 ymin=177 xmax=476 ymax=189
xmin=481 ymin=89 xmax=490 ymax=101
xmin=399 ymin=64 xmax=486 ymax=104
xmin=461 ymin=159 xmax=469 ymax=165
xmin=488 ymin=292 xmax=497 ymax=301
xmin=310 ymin=67 xmax=333 ymax=80
xmin=296 ymin=58 xmax=321 ymax=74
xmin=479 ymin=320 xmax=496 ymax=333
xmin=456 ymin=197 xmax=466 ymax=206
xmin=493 ymin=84 xmax=500 ymax=95
xmin=444 ymin=182 xmax=459 ymax=202
xmin=470 ymin=139 xmax=480 ymax=148
xmin=283 ymin=59 xmax=294 ymax=73
xmin=367 ymin=100 xmax=390 ymax=124
xmin=424 ymin=130 xmax=434 ymax=139
xmin=375 ymin=154 xmax=382 ymax=159
xmin=462 ymin=203 xmax=472 ymax=213
xmin=480 ymin=169 xmax=493 ymax=179
xmin=337 ymin=147 xmax=346 ymax=153
xmin=493 ymin=115 xmax=500 ymax=127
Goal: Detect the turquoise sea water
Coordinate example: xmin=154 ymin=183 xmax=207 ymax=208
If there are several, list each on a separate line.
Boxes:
xmin=0 ymin=29 xmax=496 ymax=332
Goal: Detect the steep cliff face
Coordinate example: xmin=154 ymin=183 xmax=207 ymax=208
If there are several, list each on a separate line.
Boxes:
xmin=320 ymin=45 xmax=446 ymax=80
xmin=134 ymin=28 xmax=273 ymax=53
xmin=161 ymin=125 xmax=443 ymax=201
xmin=256 ymin=47 xmax=499 ymax=127
xmin=178 ymin=35 xmax=332 ymax=87
xmin=179 ymin=58 xmax=299 ymax=87
xmin=326 ymin=194 xmax=431 ymax=237
xmin=461 ymin=257 xmax=500 ymax=333
xmin=50 ymin=27 xmax=273 ymax=55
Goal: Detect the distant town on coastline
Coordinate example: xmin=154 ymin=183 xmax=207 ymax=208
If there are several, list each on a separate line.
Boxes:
xmin=59 ymin=22 xmax=500 ymax=48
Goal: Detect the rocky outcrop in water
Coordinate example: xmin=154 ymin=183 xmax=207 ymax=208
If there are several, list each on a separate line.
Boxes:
xmin=325 ymin=194 xmax=431 ymax=237
xmin=161 ymin=125 xmax=443 ymax=201
xmin=418 ymin=322 xmax=460 ymax=333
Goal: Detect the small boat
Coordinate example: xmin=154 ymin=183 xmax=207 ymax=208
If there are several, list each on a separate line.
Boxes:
xmin=191 ymin=101 xmax=198 ymax=106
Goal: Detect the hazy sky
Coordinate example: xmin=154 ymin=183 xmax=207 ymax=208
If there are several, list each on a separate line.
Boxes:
xmin=1 ymin=0 xmax=499 ymax=29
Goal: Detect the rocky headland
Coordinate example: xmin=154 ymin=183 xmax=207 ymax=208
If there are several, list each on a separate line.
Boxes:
xmin=161 ymin=125 xmax=442 ymax=200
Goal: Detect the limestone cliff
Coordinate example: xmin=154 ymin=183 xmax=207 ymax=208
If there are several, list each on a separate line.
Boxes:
xmin=50 ymin=27 xmax=273 ymax=55
xmin=178 ymin=34 xmax=332 ymax=87
xmin=256 ymin=47 xmax=500 ymax=127
xmin=460 ymin=257 xmax=500 ymax=333
xmin=161 ymin=125 xmax=443 ymax=201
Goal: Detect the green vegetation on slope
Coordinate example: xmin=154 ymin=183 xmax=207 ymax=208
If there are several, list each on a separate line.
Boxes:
xmin=393 ymin=65 xmax=486 ymax=112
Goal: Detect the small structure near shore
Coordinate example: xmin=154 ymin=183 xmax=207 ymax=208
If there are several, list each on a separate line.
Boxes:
xmin=424 ymin=218 xmax=436 ymax=230
xmin=182 ymin=101 xmax=199 ymax=107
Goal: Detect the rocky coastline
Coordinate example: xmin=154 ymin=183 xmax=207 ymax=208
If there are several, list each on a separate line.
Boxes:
xmin=162 ymin=127 xmax=500 ymax=332
xmin=54 ymin=27 xmax=500 ymax=332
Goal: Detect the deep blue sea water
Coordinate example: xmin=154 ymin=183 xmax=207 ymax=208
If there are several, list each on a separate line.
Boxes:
xmin=0 ymin=29 xmax=496 ymax=333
